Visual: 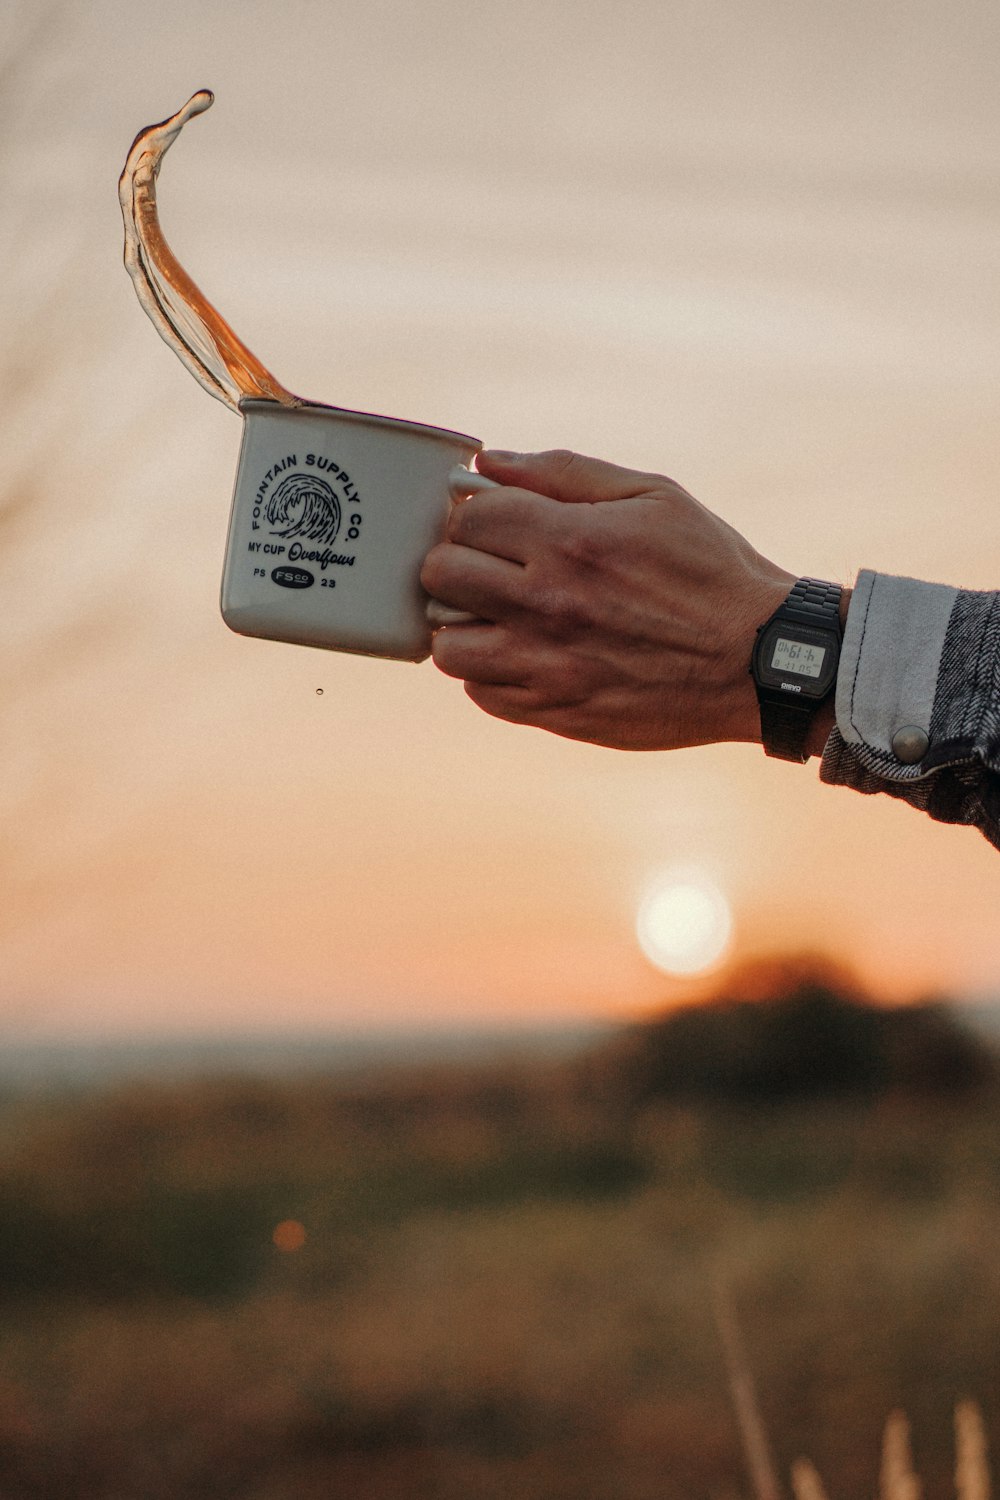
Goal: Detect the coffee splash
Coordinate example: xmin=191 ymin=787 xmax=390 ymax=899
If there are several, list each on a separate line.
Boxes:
xmin=119 ymin=90 xmax=299 ymax=413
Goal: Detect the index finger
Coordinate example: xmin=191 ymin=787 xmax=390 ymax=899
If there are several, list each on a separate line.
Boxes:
xmin=477 ymin=448 xmax=665 ymax=504
xmin=447 ymin=486 xmax=557 ymax=564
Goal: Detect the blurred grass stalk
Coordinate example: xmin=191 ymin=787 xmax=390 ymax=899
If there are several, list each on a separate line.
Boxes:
xmin=879 ymin=1409 xmax=921 ymax=1500
xmin=713 ymin=1275 xmax=782 ymax=1500
xmin=716 ymin=1281 xmax=991 ymax=1500
xmin=955 ymin=1400 xmax=990 ymax=1500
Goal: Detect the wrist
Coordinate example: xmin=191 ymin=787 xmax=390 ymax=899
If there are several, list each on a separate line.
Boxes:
xmin=724 ymin=571 xmax=797 ymax=745
xmin=802 ymin=586 xmax=851 ymax=757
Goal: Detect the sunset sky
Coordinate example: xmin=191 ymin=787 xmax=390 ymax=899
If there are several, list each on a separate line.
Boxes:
xmin=1 ymin=0 xmax=999 ymax=1039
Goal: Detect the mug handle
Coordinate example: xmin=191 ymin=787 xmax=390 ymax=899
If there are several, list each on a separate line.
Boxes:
xmin=425 ymin=465 xmax=501 ymax=628
xmin=447 ymin=464 xmax=500 ymax=500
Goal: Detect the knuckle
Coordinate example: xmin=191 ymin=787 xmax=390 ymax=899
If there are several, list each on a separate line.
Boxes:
xmin=449 ymin=491 xmax=523 ymax=546
xmin=557 ymin=522 xmax=606 ymax=570
xmin=654 ymin=475 xmax=697 ymax=507
xmin=464 ymin=682 xmax=526 ymax=724
xmin=430 ymin=629 xmax=459 ymax=674
xmin=534 ymin=581 xmax=584 ymax=634
xmin=447 ymin=500 xmax=476 ymax=543
xmin=537 ymin=662 xmax=590 ymax=710
xmin=539 ymin=448 xmax=578 ymax=476
xmin=419 ymin=543 xmax=451 ymax=593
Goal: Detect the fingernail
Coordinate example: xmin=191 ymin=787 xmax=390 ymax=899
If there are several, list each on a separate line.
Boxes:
xmin=480 ymin=449 xmax=522 ymax=463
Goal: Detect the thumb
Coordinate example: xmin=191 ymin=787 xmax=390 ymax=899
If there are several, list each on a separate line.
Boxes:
xmin=475 ymin=447 xmax=658 ymax=504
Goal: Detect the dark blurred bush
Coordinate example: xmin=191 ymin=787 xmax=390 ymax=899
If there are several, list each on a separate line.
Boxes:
xmin=612 ymin=955 xmax=996 ymax=1108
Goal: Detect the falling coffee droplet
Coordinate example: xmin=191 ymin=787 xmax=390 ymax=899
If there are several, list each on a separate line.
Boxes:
xmin=315 ymin=688 xmax=324 ymax=696
xmin=118 ymin=90 xmax=299 ymax=413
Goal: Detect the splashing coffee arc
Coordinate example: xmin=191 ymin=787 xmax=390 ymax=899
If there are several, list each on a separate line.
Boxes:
xmin=119 ymin=90 xmax=298 ymax=413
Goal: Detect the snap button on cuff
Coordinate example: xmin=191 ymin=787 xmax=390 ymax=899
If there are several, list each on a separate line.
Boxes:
xmin=891 ymin=725 xmax=929 ymax=764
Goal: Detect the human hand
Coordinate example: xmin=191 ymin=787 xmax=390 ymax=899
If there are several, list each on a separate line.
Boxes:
xmin=421 ymin=448 xmax=800 ymax=752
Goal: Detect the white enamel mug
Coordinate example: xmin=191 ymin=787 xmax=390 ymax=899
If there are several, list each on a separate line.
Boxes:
xmin=221 ymin=400 xmax=496 ymax=662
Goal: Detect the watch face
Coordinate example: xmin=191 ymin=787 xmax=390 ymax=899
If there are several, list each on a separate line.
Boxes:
xmin=753 ymin=620 xmax=839 ymax=699
xmin=770 ymin=636 xmax=827 ymax=679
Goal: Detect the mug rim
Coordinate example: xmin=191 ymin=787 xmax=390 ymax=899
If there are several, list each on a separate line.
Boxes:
xmin=238 ymin=397 xmax=480 ymax=449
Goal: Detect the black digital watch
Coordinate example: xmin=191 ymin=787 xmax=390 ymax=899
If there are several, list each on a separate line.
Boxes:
xmin=751 ymin=578 xmax=843 ymax=763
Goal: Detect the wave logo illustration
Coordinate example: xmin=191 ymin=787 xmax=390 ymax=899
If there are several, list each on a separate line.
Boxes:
xmin=264 ymin=472 xmax=342 ymax=545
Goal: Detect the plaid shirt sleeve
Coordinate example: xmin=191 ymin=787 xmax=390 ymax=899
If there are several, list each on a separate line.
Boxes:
xmin=820 ymin=569 xmax=1000 ymax=849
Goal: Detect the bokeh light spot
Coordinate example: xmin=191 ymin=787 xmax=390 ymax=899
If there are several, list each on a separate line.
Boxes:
xmin=272 ymin=1219 xmax=307 ymax=1252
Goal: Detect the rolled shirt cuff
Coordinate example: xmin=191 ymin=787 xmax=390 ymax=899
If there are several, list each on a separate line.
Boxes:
xmin=820 ymin=570 xmax=1000 ymax=846
xmin=826 ymin=568 xmax=956 ymax=781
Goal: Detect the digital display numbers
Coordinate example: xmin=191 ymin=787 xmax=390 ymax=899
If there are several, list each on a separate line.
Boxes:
xmin=771 ymin=636 xmax=826 ymax=679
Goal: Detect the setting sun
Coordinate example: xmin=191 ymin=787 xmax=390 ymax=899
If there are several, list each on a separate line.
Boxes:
xmin=636 ymin=871 xmax=733 ymax=977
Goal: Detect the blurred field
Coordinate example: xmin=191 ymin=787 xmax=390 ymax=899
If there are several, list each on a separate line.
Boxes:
xmin=0 ymin=965 xmax=997 ymax=1499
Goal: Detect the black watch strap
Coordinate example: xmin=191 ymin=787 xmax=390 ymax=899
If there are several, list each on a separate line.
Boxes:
xmin=775 ymin=577 xmax=844 ymax=631
xmin=756 ymin=578 xmax=842 ymax=764
xmin=759 ymin=696 xmax=819 ymax=763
